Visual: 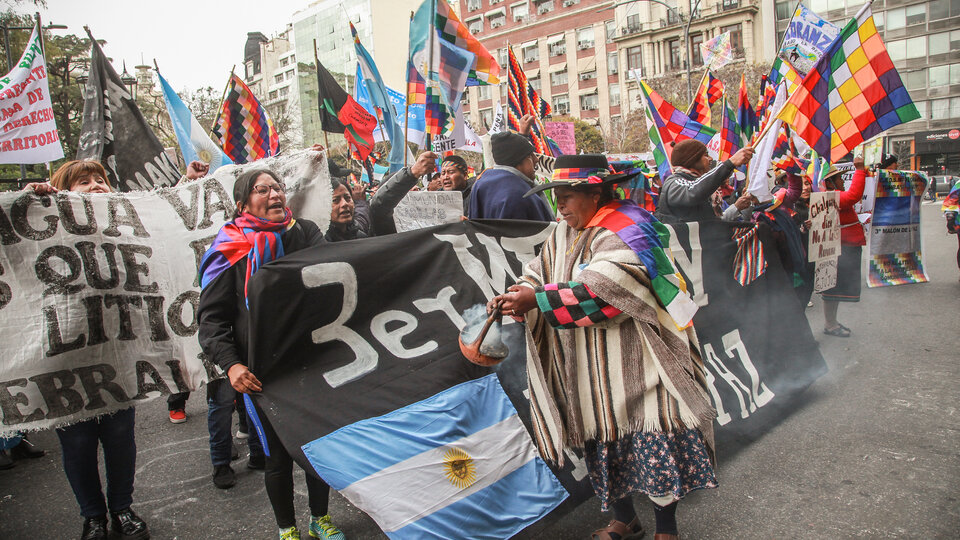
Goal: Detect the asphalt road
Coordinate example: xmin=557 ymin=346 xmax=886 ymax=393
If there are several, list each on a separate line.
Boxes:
xmin=1 ymin=202 xmax=957 ymax=539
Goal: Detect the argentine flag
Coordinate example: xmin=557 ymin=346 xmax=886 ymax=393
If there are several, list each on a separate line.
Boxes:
xmin=302 ymin=374 xmax=568 ymax=539
xmin=157 ymin=71 xmax=232 ymax=172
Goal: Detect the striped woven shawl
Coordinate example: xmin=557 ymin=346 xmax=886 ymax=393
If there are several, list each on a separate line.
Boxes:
xmin=518 ymin=208 xmax=716 ymax=465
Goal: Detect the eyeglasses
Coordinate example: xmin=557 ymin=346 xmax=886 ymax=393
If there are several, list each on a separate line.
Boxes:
xmin=251 ymin=183 xmax=285 ymax=196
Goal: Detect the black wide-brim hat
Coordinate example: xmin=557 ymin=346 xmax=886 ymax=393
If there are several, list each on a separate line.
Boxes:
xmin=523 ymin=153 xmax=642 ymax=198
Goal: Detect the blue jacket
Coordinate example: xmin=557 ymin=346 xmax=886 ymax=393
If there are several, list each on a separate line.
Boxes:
xmin=467 ymin=166 xmax=554 ymax=222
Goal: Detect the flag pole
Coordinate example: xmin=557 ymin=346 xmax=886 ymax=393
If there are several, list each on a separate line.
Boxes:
xmin=35 ymin=12 xmax=51 ymax=181
xmin=210 ymin=65 xmax=235 ymax=138
xmin=404 ymin=11 xmax=413 ymax=168
xmin=426 ymin=0 xmax=436 ymax=154
xmin=313 ymin=39 xmax=331 ymax=150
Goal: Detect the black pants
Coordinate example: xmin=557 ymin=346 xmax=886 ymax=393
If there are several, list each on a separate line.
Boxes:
xmin=258 ymin=406 xmax=330 ymax=528
xmin=56 ymin=407 xmax=137 ymax=517
xmin=167 ymin=392 xmax=189 ymax=411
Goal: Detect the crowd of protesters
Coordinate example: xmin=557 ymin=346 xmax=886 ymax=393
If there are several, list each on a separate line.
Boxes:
xmin=8 ymin=111 xmax=948 ymax=540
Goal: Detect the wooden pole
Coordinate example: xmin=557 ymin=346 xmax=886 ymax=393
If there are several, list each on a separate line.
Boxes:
xmin=210 ymin=64 xmax=235 ymax=138
xmin=35 ymin=12 xmax=49 ymax=181
xmin=425 ymin=0 xmax=436 ymax=154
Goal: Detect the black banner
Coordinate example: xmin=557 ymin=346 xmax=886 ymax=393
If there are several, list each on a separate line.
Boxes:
xmin=246 ymin=219 xmax=826 ymax=531
xmin=76 ymin=31 xmax=180 ymax=192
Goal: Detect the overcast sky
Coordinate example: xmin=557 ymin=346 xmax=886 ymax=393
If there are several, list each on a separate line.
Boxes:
xmin=29 ymin=0 xmax=308 ymax=92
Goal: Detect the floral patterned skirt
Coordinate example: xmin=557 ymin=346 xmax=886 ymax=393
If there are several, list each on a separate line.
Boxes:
xmin=583 ymin=428 xmax=718 ymax=510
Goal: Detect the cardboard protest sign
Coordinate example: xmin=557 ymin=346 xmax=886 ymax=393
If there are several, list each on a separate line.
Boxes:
xmin=393 ymin=191 xmax=463 ymax=232
xmin=544 ymin=122 xmax=575 ymax=155
xmin=808 ymin=191 xmax=840 ymax=262
xmin=0 ymin=150 xmax=330 ymax=434
xmin=0 ymin=25 xmax=64 ymax=164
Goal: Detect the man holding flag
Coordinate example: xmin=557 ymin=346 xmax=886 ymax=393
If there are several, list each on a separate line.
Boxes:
xmin=655 ymin=140 xmax=755 ymax=223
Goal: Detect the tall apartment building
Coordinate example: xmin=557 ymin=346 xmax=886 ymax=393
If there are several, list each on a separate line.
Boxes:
xmin=613 ymin=0 xmax=776 ymax=115
xmin=459 ymin=0 xmax=621 ymax=132
xmin=243 ymin=28 xmax=304 ymax=149
xmin=775 ymin=0 xmax=960 ymax=175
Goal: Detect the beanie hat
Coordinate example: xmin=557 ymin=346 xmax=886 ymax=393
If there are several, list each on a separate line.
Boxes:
xmin=491 ymin=132 xmax=535 ymax=167
xmin=670 ymin=139 xmax=708 ymax=169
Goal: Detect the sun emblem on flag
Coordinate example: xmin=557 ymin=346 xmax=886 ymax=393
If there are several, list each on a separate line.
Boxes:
xmin=442 ymin=447 xmax=477 ymax=489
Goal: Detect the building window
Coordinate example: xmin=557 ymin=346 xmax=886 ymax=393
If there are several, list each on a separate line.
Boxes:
xmin=551 ymin=69 xmax=568 ymax=86
xmin=605 ymin=20 xmax=616 ymax=43
xmin=468 ymin=0 xmax=481 ymax=10
xmin=530 ymin=76 xmax=541 ymax=91
xmin=669 ymin=39 xmax=682 ymax=69
xmin=513 ymin=3 xmax=529 ymax=22
xmin=275 ymin=73 xmax=284 ymax=83
xmin=562 ymin=0 xmax=580 ymax=6
xmin=627 ymin=46 xmax=642 ymax=71
xmin=580 ymin=68 xmax=597 ymax=80
xmin=610 ymin=83 xmax=620 ymax=106
xmin=722 ymin=0 xmax=739 ymax=11
xmin=826 ymin=0 xmax=844 ymax=12
xmin=720 ymin=23 xmax=743 ymax=56
xmin=523 ymin=42 xmax=539 ymax=63
xmin=887 ymin=5 xmax=927 ymax=30
xmin=775 ymin=0 xmax=792 ymax=20
xmin=889 ymin=36 xmax=927 ymax=62
xmin=478 ymin=85 xmax=492 ymax=100
xmin=269 ymin=90 xmax=278 ymax=100
xmin=499 ymin=48 xmax=508 ymax=67
xmin=927 ymin=0 xmax=960 ymax=20
xmin=553 ymin=93 xmax=570 ymax=115
xmin=536 ymin=0 xmax=555 ymax=16
xmin=549 ymin=34 xmax=566 ymax=56
xmin=280 ymin=57 xmax=289 ymax=67
xmin=691 ymin=34 xmax=704 ymax=66
xmin=489 ymin=12 xmax=506 ymax=28
xmin=931 ymin=97 xmax=960 ymax=119
xmin=902 ymin=68 xmax=926 ymax=90
xmin=576 ymin=27 xmax=594 ymax=50
xmin=874 ymin=11 xmax=884 ymax=31
xmin=608 ymin=51 xmax=619 ymax=75
xmin=467 ymin=17 xmax=483 ymax=34
xmin=279 ymin=87 xmax=289 ymax=97
xmin=580 ymin=93 xmax=599 ymax=110
xmin=626 ymin=14 xmax=640 ymax=33
xmin=913 ymin=101 xmax=927 ymax=119
xmin=929 ymin=30 xmax=960 ymax=56
xmin=285 ymin=69 xmax=295 ymax=80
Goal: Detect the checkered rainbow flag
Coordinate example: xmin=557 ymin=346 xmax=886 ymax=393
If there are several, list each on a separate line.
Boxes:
xmin=435 ymin=0 xmax=500 ymax=85
xmin=212 ymin=74 xmax=279 ymax=163
xmin=507 ymin=46 xmax=551 ymax=155
xmin=777 ymin=3 xmax=920 ymax=162
xmin=687 ymin=71 xmax=724 ymax=125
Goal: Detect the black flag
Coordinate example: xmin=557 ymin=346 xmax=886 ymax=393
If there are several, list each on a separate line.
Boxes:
xmin=76 ymin=29 xmax=180 ymax=191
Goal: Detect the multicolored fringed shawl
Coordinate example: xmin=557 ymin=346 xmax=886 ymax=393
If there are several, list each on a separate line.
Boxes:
xmin=585 ymin=200 xmax=698 ymax=329
xmin=199 ymin=209 xmax=294 ymax=303
xmin=517 ymin=208 xmax=715 ymax=466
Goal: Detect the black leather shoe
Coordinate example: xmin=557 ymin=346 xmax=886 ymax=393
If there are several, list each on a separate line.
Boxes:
xmin=212 ymin=464 xmax=236 ymax=489
xmin=10 ymin=435 xmax=45 ymax=459
xmin=80 ymin=515 xmax=108 ymax=540
xmin=110 ymin=508 xmax=149 ymax=540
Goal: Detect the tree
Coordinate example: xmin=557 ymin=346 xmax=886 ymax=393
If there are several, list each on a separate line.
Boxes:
xmin=180 ymin=85 xmax=221 ymax=132
xmin=601 ymin=109 xmax=649 ymax=155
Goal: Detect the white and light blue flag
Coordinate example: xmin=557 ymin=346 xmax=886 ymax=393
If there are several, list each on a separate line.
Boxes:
xmin=157 ymin=71 xmax=232 ymax=171
xmin=302 ymin=374 xmax=568 ymax=539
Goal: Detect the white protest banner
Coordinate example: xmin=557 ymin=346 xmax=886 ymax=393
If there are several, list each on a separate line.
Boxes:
xmin=0 ymin=24 xmax=64 ymax=164
xmin=393 ymin=190 xmax=463 ymax=232
xmin=808 ymin=191 xmax=840 ymax=262
xmin=488 ymin=102 xmax=505 ymax=134
xmin=779 ymin=3 xmax=841 ymax=76
xmin=0 ymin=149 xmax=330 ymax=435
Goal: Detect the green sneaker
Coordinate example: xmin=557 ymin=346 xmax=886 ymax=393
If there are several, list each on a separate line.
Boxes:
xmin=309 ymin=515 xmax=345 ymax=539
xmin=279 ymin=526 xmax=301 ymax=540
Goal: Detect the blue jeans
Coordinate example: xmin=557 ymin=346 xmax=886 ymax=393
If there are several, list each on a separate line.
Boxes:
xmin=207 ymin=378 xmax=263 ymax=466
xmin=55 ymin=407 xmax=136 ymax=517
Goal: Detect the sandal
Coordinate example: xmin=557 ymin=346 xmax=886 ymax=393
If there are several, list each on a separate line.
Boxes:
xmin=591 ymin=517 xmax=645 ymax=540
xmin=823 ymin=326 xmax=851 ymax=337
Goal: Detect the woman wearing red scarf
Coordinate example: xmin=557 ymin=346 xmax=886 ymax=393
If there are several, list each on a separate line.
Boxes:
xmin=197 ymin=169 xmax=344 ymax=540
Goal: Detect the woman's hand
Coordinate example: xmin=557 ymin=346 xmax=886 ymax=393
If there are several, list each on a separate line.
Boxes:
xmin=489 ymin=285 xmax=537 ymax=322
xmin=227 ymin=364 xmax=262 ymax=393
xmin=23 ymin=182 xmax=57 ymax=195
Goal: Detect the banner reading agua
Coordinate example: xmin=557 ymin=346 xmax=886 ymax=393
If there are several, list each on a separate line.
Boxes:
xmin=0 ymin=150 xmax=331 ymax=435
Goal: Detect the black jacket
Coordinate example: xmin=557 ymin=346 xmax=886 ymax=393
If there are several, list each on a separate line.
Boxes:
xmin=197 ymin=219 xmax=325 ymax=373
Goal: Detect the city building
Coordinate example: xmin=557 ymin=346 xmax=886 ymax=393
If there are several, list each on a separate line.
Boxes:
xmin=290 ymin=0 xmax=421 ymax=147
xmin=774 ymin=0 xmax=960 ymax=175
xmin=243 ymin=27 xmax=303 ymax=149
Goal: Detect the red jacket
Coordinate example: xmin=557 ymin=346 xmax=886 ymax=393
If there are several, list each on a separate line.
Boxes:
xmin=834 ymin=169 xmax=866 ymax=246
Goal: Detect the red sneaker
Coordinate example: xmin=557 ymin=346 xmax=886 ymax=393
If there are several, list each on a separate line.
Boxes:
xmin=169 ymin=409 xmax=187 ymax=424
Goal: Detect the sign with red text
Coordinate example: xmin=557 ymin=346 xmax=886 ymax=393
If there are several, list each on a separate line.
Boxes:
xmin=0 ymin=25 xmax=63 ymax=164
xmin=544 ymin=121 xmax=575 ymax=155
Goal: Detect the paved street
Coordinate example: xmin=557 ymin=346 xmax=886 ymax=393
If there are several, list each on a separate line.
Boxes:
xmin=1 ymin=203 xmax=957 ymax=539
